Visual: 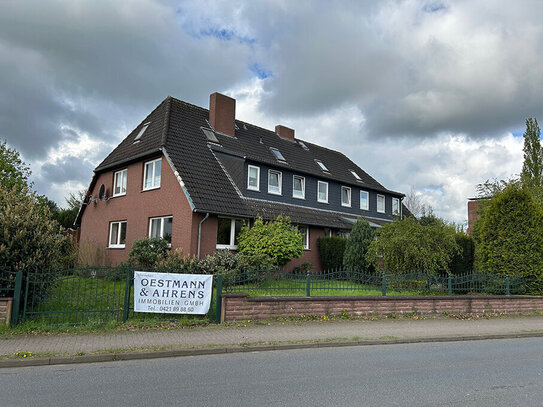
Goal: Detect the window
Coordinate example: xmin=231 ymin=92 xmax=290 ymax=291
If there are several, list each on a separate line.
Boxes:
xmin=133 ymin=122 xmax=150 ymax=143
xmin=113 ymin=169 xmax=127 ymax=197
xmin=360 ymin=190 xmax=369 ymax=211
xmin=109 ymin=221 xmax=126 ymax=248
xmin=341 ymin=186 xmax=351 ymax=207
xmin=350 ymin=170 xmax=361 ymax=181
xmin=293 ymin=175 xmax=305 ymax=199
xmin=324 ymin=228 xmax=333 ymax=238
xmin=270 ymin=148 xmax=286 ymax=162
xmin=298 ymin=140 xmax=309 ymax=151
xmin=216 ymin=218 xmax=244 ymax=249
xmin=149 ymin=216 xmax=173 ymax=246
xmin=315 ymin=159 xmax=329 ymax=172
xmin=317 ymin=181 xmax=328 ymax=203
xmin=247 ymin=165 xmax=260 ymax=191
xmin=392 ymin=198 xmax=400 ymax=216
xmin=143 ymin=158 xmax=161 ymax=190
xmin=377 ymin=194 xmax=385 ymax=213
xmin=268 ymin=170 xmax=282 ymax=195
xmin=298 ymin=226 xmax=309 ymax=250
xmin=202 ymin=128 xmax=219 ymax=144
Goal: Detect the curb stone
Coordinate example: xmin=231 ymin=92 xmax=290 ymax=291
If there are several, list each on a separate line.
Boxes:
xmin=1 ymin=331 xmax=543 ymax=369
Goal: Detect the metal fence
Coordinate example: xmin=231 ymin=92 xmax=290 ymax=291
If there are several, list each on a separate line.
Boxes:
xmin=222 ymin=269 xmax=525 ymax=297
xmin=0 ymin=267 xmax=527 ymax=326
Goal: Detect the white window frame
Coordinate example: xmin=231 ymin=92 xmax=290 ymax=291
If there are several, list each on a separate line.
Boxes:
xmin=216 ymin=218 xmax=243 ymax=250
xmin=377 ymin=194 xmax=386 ymax=213
xmin=143 ymin=158 xmax=161 ymax=191
xmin=315 ymin=159 xmax=329 ymax=172
xmin=360 ymin=190 xmax=369 ymax=211
xmin=113 ymin=169 xmax=127 ymax=197
xmin=268 ymin=170 xmax=282 ymax=195
xmin=247 ymin=165 xmax=260 ymax=191
xmin=109 ymin=221 xmax=126 ymax=249
xmin=317 ymin=181 xmax=328 ymax=203
xmin=298 ymin=226 xmax=310 ymax=250
xmin=149 ymin=216 xmax=173 ymax=247
xmin=392 ymin=197 xmax=400 ymax=216
xmin=341 ymin=186 xmax=351 ymax=207
xmin=292 ymin=175 xmax=305 ymax=199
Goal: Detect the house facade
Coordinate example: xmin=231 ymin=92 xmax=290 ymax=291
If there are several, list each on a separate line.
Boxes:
xmin=77 ymin=92 xmax=405 ymax=271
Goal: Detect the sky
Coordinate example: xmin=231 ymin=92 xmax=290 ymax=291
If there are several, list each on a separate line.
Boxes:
xmin=1 ymin=0 xmax=541 ymax=225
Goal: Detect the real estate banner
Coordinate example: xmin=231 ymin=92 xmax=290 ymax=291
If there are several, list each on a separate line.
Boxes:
xmin=134 ymin=271 xmax=213 ymax=314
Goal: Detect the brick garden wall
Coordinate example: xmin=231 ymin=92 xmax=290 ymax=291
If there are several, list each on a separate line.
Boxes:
xmin=221 ymin=293 xmax=543 ymax=322
xmin=0 ymin=298 xmax=13 ymax=326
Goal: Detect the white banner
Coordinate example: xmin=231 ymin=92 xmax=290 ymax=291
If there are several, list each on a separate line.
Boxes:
xmin=134 ymin=271 xmax=213 ymax=314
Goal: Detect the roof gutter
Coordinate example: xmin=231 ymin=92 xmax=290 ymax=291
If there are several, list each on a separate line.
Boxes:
xmin=197 ymin=213 xmax=210 ymax=260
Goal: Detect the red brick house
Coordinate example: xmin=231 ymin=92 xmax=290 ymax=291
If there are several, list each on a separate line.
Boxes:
xmin=76 ymin=92 xmax=405 ymax=271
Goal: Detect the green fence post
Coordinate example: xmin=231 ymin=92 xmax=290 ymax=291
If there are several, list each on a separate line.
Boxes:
xmin=506 ymin=275 xmax=510 ymax=296
xmin=306 ymin=270 xmax=311 ymax=297
xmin=448 ymin=274 xmax=452 ymax=296
xmin=381 ymin=272 xmax=386 ymax=296
xmin=10 ymin=271 xmax=23 ymax=326
xmin=21 ymin=271 xmax=30 ymax=324
xmin=122 ymin=267 xmax=132 ymax=323
xmin=215 ymin=271 xmax=223 ymax=323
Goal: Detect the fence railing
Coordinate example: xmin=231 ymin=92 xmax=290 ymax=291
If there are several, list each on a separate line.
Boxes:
xmin=0 ymin=267 xmax=527 ymax=326
xmin=222 ymin=269 xmax=525 ymax=297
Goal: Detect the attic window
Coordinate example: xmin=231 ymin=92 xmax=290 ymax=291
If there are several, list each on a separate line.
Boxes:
xmin=298 ymin=140 xmax=309 ymax=151
xmin=133 ymin=122 xmax=150 ymax=143
xmin=315 ymin=159 xmax=329 ymax=172
xmin=270 ymin=147 xmax=286 ymax=162
xmin=202 ymin=128 xmax=220 ymax=144
xmin=350 ymin=170 xmax=362 ymax=181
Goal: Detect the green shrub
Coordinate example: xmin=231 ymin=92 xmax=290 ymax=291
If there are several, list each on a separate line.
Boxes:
xmin=237 ymin=215 xmax=303 ymax=267
xmin=317 ymin=236 xmax=347 ymax=271
xmin=343 ymin=218 xmax=374 ymax=271
xmin=155 ymin=249 xmax=200 ymax=273
xmin=128 ymin=237 xmax=169 ymax=268
xmin=291 ymin=262 xmax=314 ymax=274
xmin=449 ymin=233 xmax=474 ymax=275
xmin=197 ymin=250 xmax=240 ymax=274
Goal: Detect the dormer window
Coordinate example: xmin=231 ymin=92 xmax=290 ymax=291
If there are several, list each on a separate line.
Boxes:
xmin=315 ymin=159 xmax=329 ymax=172
xmin=133 ymin=122 xmax=150 ymax=143
xmin=202 ymin=128 xmax=220 ymax=144
xmin=350 ymin=170 xmax=362 ymax=181
xmin=270 ymin=148 xmax=286 ymax=162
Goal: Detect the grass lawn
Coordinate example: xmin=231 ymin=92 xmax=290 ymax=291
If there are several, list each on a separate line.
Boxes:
xmin=12 ymin=274 xmax=444 ymax=331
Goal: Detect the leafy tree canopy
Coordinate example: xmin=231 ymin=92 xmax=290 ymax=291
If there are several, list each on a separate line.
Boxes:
xmin=237 ymin=215 xmax=303 ymax=267
xmin=367 ymin=216 xmax=458 ymax=275
xmin=0 ymin=140 xmax=32 ymax=193
xmin=475 ymin=185 xmax=543 ymax=293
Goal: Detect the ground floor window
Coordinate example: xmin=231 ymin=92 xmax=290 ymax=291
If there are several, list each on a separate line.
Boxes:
xmin=298 ymin=226 xmax=309 ymax=250
xmin=216 ymin=218 xmax=244 ymax=249
xmin=149 ymin=216 xmax=173 ymax=246
xmin=109 ymin=221 xmax=127 ymax=248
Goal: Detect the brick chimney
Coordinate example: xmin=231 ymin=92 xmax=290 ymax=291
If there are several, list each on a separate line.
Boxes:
xmin=275 ymin=125 xmax=295 ymax=141
xmin=209 ymin=92 xmax=236 ymax=136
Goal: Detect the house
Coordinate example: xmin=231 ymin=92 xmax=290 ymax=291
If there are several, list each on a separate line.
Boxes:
xmin=76 ymin=92 xmax=405 ymax=272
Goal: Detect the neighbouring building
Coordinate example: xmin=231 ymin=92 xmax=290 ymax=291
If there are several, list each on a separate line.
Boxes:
xmin=76 ymin=92 xmax=406 ymax=272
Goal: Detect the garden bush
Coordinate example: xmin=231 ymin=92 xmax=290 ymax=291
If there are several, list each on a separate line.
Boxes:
xmin=128 ymin=237 xmax=170 ymax=268
xmin=317 ymin=236 xmax=347 ymax=271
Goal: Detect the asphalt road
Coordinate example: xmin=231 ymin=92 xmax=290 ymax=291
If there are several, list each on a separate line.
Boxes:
xmin=3 ymin=338 xmax=543 ymax=407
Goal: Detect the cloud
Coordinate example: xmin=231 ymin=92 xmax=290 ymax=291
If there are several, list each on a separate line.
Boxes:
xmin=0 ymin=0 xmax=538 ymax=223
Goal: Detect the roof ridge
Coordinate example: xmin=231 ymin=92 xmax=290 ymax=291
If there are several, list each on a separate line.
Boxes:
xmin=160 ymin=96 xmax=172 ymax=146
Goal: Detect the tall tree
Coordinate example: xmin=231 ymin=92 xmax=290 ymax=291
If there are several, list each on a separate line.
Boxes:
xmin=521 ymin=118 xmax=543 ymax=189
xmin=0 ymin=140 xmax=32 ymax=193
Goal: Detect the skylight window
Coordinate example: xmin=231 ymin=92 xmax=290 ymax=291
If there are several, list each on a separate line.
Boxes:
xmin=298 ymin=140 xmax=309 ymax=151
xmin=315 ymin=159 xmax=329 ymax=172
xmin=350 ymin=170 xmax=362 ymax=181
xmin=133 ymin=122 xmax=150 ymax=143
xmin=270 ymin=147 xmax=286 ymax=161
xmin=202 ymin=128 xmax=220 ymax=144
